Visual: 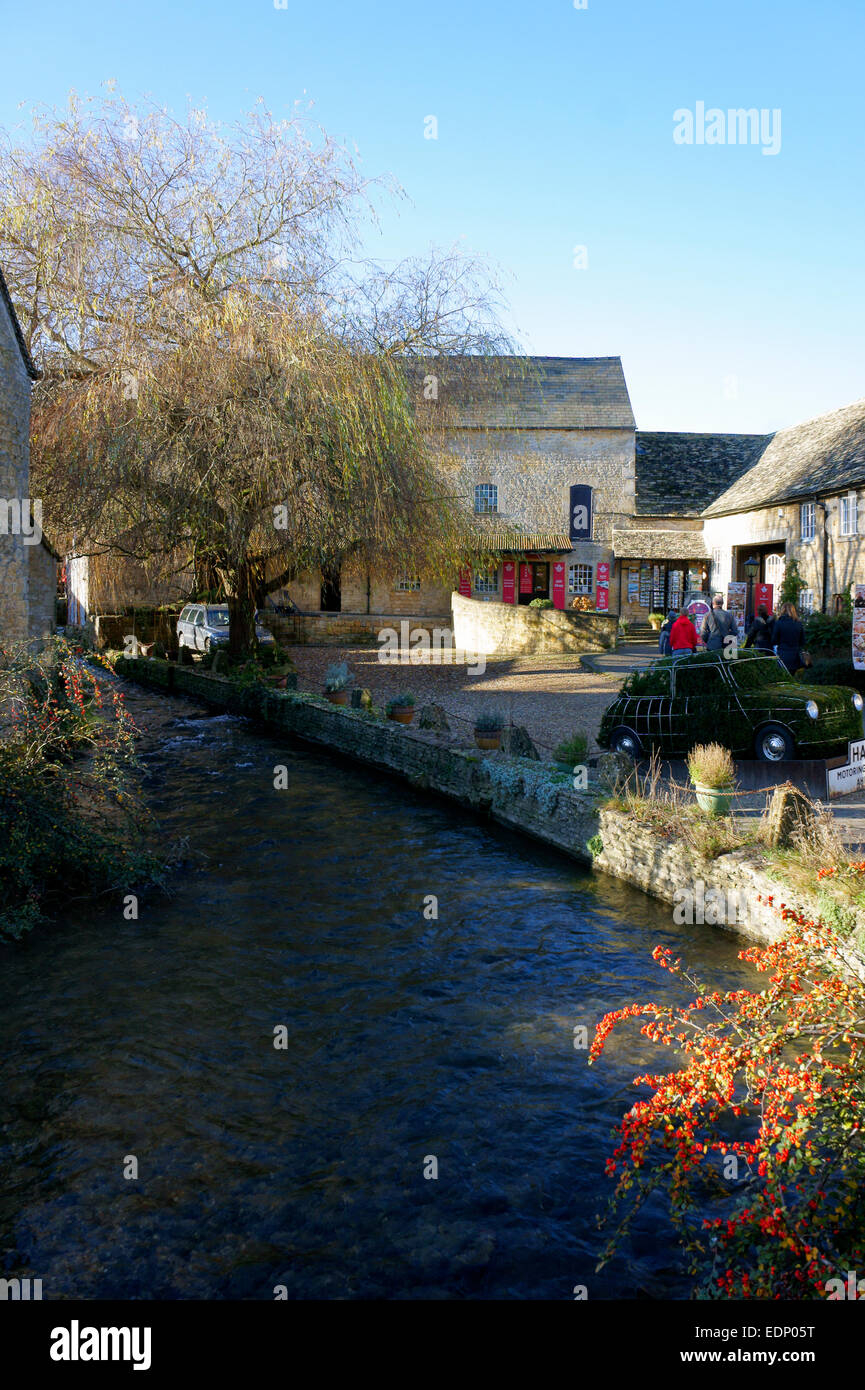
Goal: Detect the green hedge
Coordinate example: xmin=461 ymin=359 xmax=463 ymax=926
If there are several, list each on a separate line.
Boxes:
xmin=796 ymin=658 xmax=865 ymax=692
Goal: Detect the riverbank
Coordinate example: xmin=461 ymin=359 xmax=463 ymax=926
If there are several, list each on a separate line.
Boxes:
xmin=112 ymin=654 xmax=864 ymax=949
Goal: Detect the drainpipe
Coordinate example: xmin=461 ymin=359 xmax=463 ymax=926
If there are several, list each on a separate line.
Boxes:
xmin=816 ymin=499 xmax=829 ymax=612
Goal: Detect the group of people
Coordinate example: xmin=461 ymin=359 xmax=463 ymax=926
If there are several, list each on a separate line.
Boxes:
xmin=658 ymin=596 xmax=808 ymax=674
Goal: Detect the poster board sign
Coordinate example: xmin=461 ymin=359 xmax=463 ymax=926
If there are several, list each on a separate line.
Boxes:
xmin=827 ymin=738 xmax=865 ymax=798
xmin=727 ymin=582 xmax=747 ymax=643
xmin=569 ymin=485 xmax=593 ymax=543
xmin=502 ymin=561 xmax=516 ymax=605
xmin=519 ymin=563 xmax=532 ymax=596
xmin=687 ymin=597 xmax=711 ymax=645
xmin=458 ymin=567 xmax=472 ymax=598
xmin=854 ymin=585 xmax=865 ymax=672
xmin=552 ymin=561 xmax=566 ymax=609
xmin=754 ymin=582 xmax=774 ymax=614
xmin=627 ymin=568 xmax=640 ymax=602
xmin=596 ymin=586 xmax=609 ymax=612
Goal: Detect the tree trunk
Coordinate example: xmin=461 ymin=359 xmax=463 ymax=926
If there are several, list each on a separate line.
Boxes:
xmin=226 ymin=562 xmax=259 ymax=658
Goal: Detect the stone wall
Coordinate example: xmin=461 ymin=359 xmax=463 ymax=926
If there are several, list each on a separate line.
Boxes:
xmin=28 ymin=542 xmax=57 ymax=644
xmin=112 ymin=655 xmax=852 ymax=948
xmin=451 ymin=590 xmax=616 ymax=655
xmin=0 ymin=289 xmax=33 ymax=643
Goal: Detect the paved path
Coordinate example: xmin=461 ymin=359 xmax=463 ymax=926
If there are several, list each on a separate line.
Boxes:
xmin=579 ymin=642 xmax=658 ymax=677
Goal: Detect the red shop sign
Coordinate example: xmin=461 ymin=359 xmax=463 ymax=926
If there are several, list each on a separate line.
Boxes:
xmin=502 ymin=561 xmax=516 ymax=604
xmin=458 ymin=567 xmax=472 ymax=598
xmin=519 ymin=563 xmax=533 ymax=595
xmin=552 ymin=561 xmax=566 ymax=609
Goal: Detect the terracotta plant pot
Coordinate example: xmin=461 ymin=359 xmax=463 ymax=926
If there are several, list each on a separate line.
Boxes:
xmin=325 ymin=688 xmax=349 ymax=705
xmin=389 ymin=707 xmax=415 ymax=724
xmin=693 ymin=781 xmax=733 ymax=817
xmin=474 ymin=733 xmax=502 ymax=751
xmin=269 ymin=675 xmax=288 ymax=689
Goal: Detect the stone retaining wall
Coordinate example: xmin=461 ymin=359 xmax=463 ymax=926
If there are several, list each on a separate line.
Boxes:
xmin=113 ymin=656 xmax=843 ymax=947
xmin=451 ymin=591 xmax=616 ymax=656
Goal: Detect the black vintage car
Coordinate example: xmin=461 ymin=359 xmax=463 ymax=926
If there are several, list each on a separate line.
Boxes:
xmin=597 ymin=648 xmax=863 ymax=762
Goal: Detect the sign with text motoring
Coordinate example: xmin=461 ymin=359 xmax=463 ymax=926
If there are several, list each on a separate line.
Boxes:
xmin=569 ymin=484 xmax=593 ymax=543
xmin=519 ymin=562 xmax=533 ymax=595
xmin=502 ymin=560 xmax=516 ymax=605
xmin=552 ymin=561 xmax=566 ymax=609
xmin=596 ymin=561 xmax=610 ymax=586
xmin=853 ymin=585 xmax=865 ymax=673
xmin=827 ymin=738 xmax=865 ymax=799
xmin=595 ymin=585 xmax=609 ymax=612
xmin=754 ymin=582 xmax=774 ymax=614
xmin=458 ymin=567 xmax=472 ymax=598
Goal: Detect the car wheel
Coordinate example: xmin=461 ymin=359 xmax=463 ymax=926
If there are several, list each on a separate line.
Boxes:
xmin=754 ymin=723 xmax=795 ymax=762
xmin=608 ymin=727 xmax=642 ymax=759
xmin=203 ymin=637 xmax=212 ymax=654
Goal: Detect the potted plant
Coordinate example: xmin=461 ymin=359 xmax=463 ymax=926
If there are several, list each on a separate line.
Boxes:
xmin=474 ymin=710 xmax=504 ymax=750
xmin=324 ymin=661 xmax=350 ymax=705
xmin=552 ymin=730 xmax=588 ymax=772
xmin=687 ymin=742 xmax=736 ymax=816
xmin=386 ymin=693 xmax=416 ymax=724
xmin=618 ymin=618 xmax=630 ymax=637
xmin=648 ymin=611 xmax=665 ymax=632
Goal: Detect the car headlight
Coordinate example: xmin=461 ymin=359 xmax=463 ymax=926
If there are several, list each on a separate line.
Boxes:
xmin=806 ymin=700 xmax=819 ymax=720
xmin=853 ymin=693 xmax=864 ymax=712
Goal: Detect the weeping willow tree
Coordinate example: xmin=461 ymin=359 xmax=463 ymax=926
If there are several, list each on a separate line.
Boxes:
xmin=0 ymin=89 xmax=513 ymax=653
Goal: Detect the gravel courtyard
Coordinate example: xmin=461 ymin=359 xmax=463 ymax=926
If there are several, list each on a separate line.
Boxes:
xmin=286 ymin=644 xmax=622 ymax=759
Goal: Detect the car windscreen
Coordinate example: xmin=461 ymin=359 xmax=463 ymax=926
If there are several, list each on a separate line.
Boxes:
xmin=206 ymin=609 xmax=230 ymax=626
xmin=728 ymin=657 xmax=794 ymax=690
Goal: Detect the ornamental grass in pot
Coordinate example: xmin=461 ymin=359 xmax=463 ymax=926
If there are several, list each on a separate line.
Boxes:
xmin=474 ymin=710 xmax=504 ymax=751
xmin=687 ymin=742 xmax=736 ymax=817
xmin=323 ymin=661 xmax=350 ymax=705
xmin=386 ymin=693 xmax=416 ymax=724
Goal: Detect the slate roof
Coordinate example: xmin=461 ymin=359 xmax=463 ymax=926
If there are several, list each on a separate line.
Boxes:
xmin=612 ymin=528 xmax=710 ymax=560
xmin=702 ymin=398 xmax=865 ymax=517
xmin=413 ymin=356 xmax=635 ymax=430
xmin=0 ymin=265 xmax=39 ymax=380
xmin=635 ymin=431 xmax=770 ymax=517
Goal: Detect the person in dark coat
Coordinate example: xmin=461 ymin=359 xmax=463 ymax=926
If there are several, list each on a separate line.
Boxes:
xmin=700 ymin=594 xmax=737 ymax=651
xmin=772 ymin=602 xmax=805 ymax=674
xmin=658 ymin=609 xmax=677 ymax=657
xmin=744 ymin=604 xmax=775 ymax=652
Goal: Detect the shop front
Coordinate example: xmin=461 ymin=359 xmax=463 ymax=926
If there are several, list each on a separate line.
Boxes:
xmin=612 ymin=529 xmax=710 ymax=620
xmin=467 ymin=530 xmax=573 ymax=607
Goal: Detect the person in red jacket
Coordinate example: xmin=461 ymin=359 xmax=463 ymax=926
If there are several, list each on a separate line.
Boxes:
xmin=669 ymin=609 xmax=698 ymax=660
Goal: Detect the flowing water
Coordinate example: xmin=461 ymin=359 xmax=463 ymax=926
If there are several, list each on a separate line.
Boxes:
xmin=0 ymin=683 xmax=751 ymax=1299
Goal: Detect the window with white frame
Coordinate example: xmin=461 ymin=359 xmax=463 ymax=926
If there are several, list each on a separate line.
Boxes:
xmin=841 ymin=492 xmax=859 ymax=537
xmin=395 ymin=573 xmax=421 ymax=592
xmin=474 ymin=483 xmax=498 ymax=514
xmin=474 ymin=566 xmax=499 ymax=594
xmin=800 ymin=503 xmax=815 ymax=541
xmin=568 ymin=563 xmax=593 ymax=595
xmin=799 ymin=588 xmax=815 ymax=615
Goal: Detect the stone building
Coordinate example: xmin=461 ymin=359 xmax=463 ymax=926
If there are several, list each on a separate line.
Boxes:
xmin=702 ymin=396 xmax=865 ymax=613
xmin=0 ymin=266 xmax=57 ymax=646
xmin=280 ymin=356 xmax=638 ymax=625
xmin=615 ymin=431 xmax=769 ymax=618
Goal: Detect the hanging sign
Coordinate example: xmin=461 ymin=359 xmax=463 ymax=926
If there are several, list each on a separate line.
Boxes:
xmin=502 ymin=560 xmax=516 ymax=605
xmin=596 ymin=561 xmax=610 ymax=586
xmin=569 ymin=485 xmax=593 ymax=543
xmin=458 ymin=567 xmax=472 ymax=598
xmin=519 ymin=563 xmax=533 ymax=595
xmin=754 ymin=582 xmax=774 ymax=613
xmin=596 ymin=586 xmax=609 ymax=612
xmin=552 ymin=562 xmax=566 ymax=609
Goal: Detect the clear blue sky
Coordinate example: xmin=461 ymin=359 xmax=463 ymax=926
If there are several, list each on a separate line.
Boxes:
xmin=3 ymin=0 xmax=864 ymax=433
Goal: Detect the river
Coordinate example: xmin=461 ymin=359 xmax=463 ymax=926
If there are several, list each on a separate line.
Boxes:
xmin=0 ymin=681 xmax=750 ymax=1299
